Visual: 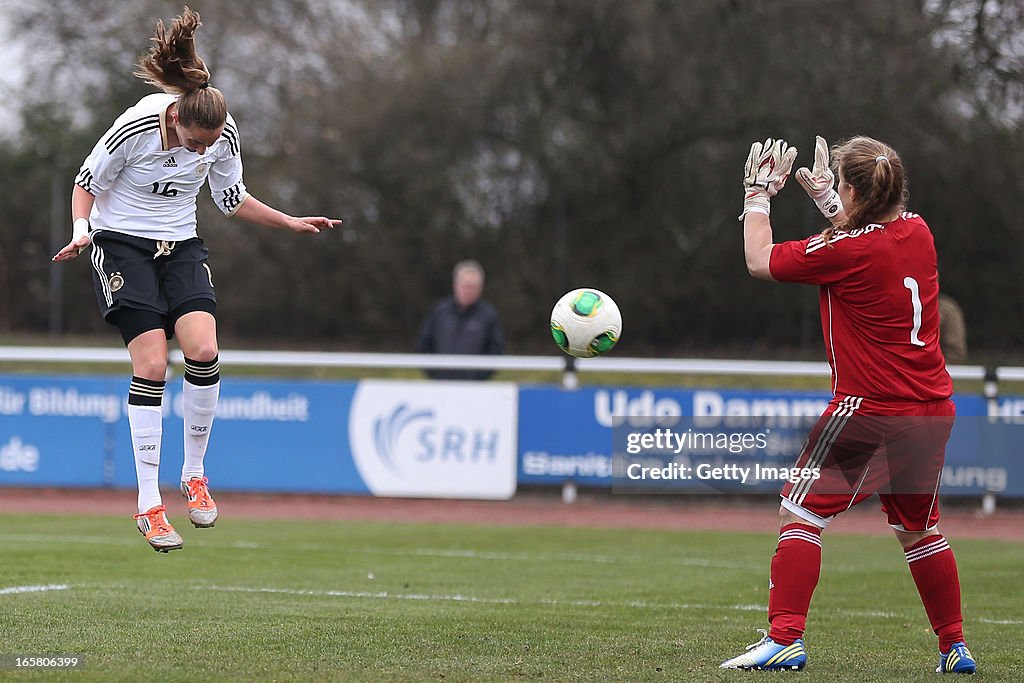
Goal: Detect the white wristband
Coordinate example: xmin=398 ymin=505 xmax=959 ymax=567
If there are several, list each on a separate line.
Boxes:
xmin=72 ymin=217 xmax=90 ymax=241
xmin=738 ymin=205 xmax=770 ymax=221
xmin=814 ymin=190 xmax=843 ymax=219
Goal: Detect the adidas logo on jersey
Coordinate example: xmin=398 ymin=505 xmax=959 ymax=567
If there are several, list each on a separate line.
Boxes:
xmin=162 ymin=156 xmax=177 ymax=167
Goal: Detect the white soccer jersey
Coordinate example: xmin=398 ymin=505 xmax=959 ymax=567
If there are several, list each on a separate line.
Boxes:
xmin=74 ymin=93 xmax=249 ymax=241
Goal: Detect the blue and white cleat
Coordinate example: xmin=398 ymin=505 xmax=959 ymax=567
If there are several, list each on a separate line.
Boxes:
xmin=719 ymin=629 xmax=806 ymax=671
xmin=937 ymin=642 xmax=976 ymax=674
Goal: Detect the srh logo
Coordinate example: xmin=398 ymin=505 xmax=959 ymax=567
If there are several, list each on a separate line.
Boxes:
xmin=350 ymin=381 xmax=517 ymax=499
xmin=1 ymin=437 xmax=40 ymax=472
xmin=373 ymin=403 xmax=500 ymax=478
xmin=373 ymin=403 xmax=432 ymax=477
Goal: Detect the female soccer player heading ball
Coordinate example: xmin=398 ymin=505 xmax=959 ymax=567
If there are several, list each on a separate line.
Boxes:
xmin=52 ymin=7 xmax=341 ymax=552
xmin=719 ymin=136 xmax=975 ymax=674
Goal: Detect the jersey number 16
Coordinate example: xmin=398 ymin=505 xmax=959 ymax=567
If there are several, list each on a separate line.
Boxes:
xmin=151 ymin=182 xmax=178 ymax=197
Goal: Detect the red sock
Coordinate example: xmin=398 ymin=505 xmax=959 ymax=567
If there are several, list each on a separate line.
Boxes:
xmin=905 ymin=535 xmax=965 ymax=652
xmin=767 ymin=523 xmax=822 ymax=645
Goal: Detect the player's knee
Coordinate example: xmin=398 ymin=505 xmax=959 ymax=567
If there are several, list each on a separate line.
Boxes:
xmin=777 ymin=506 xmax=802 ymax=528
xmin=893 ymin=527 xmax=939 ymax=549
xmin=129 ymin=348 xmax=168 ymax=378
xmin=133 ymin=355 xmax=168 ymax=381
xmin=186 ymin=342 xmax=219 ymax=363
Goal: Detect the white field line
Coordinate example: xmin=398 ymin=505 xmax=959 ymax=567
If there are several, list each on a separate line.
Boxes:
xmin=0 ymin=584 xmax=70 ymax=595
xmin=203 ymin=585 xmax=1024 ymax=630
xmin=2 ymin=582 xmax=1019 ymax=628
xmin=670 ymin=558 xmax=761 ymax=569
xmin=345 ymin=546 xmax=618 ymax=563
xmin=351 ymin=547 xmax=757 ymax=568
xmin=977 ymin=618 xmax=1024 ymax=625
xmin=0 ymin=534 xmax=591 ymax=559
xmin=205 ymin=584 xmax=763 ymax=611
xmin=202 ymin=586 xmax=1024 ymax=627
xmin=0 ymin=533 xmax=757 ymax=568
xmin=0 ymin=533 xmax=619 ymax=563
xmin=0 ymin=533 xmax=138 ymax=546
xmin=205 ymin=585 xmax=1024 ymax=628
xmin=836 ymin=609 xmax=900 ymax=619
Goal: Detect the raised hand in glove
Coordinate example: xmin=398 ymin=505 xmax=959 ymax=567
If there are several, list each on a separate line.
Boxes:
xmin=795 ymin=135 xmax=843 ymax=222
xmin=740 ymin=137 xmax=798 ymax=220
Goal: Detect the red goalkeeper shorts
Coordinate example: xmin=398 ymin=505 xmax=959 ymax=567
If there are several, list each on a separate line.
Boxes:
xmin=781 ymin=394 xmax=955 ymax=531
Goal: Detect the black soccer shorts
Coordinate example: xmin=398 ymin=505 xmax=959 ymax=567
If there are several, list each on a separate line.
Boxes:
xmin=89 ymin=230 xmax=217 ymax=343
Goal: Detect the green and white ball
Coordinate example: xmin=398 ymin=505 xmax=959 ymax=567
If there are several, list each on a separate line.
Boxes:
xmin=550 ymin=288 xmax=622 ymax=358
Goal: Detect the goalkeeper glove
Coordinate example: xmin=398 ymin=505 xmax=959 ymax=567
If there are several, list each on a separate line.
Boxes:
xmin=795 ymin=135 xmax=843 ymax=221
xmin=740 ymin=137 xmax=798 ymax=220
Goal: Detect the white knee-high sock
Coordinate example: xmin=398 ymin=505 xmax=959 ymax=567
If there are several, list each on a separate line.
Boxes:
xmin=181 ymin=356 xmax=220 ymax=482
xmin=128 ymin=376 xmax=165 ymax=513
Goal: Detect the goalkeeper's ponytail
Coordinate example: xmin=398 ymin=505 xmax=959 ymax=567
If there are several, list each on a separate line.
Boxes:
xmin=832 ymin=136 xmax=907 ymax=233
xmin=134 ymin=6 xmax=227 ymax=131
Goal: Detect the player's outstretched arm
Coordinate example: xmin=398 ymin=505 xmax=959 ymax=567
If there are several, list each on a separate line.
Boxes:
xmin=740 ymin=138 xmax=794 ymax=280
xmin=52 ymin=185 xmax=96 ymax=262
xmin=795 ymin=135 xmax=847 ymax=225
xmin=743 ymin=211 xmax=776 ymax=281
xmin=232 ymin=196 xmax=342 ymax=234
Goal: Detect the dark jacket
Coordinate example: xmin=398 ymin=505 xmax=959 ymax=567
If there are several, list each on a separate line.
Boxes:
xmin=416 ymin=297 xmax=505 ymax=380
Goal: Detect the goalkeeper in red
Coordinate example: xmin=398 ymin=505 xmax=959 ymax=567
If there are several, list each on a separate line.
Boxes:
xmin=720 ymin=136 xmax=975 ymax=674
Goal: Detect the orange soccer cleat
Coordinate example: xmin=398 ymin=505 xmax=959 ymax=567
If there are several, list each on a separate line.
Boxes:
xmin=180 ymin=476 xmax=218 ymax=528
xmin=134 ymin=505 xmax=183 ymax=553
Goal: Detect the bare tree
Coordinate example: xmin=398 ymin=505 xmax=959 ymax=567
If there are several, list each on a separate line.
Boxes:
xmin=1 ymin=0 xmax=1022 ymax=357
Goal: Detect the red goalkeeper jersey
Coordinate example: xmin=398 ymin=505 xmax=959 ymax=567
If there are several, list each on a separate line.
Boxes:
xmin=769 ymin=212 xmax=952 ymax=402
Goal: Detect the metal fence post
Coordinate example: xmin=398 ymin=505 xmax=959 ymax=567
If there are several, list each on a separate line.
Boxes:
xmin=981 ymin=365 xmax=999 ymax=515
xmin=561 ymin=355 xmax=578 ymax=391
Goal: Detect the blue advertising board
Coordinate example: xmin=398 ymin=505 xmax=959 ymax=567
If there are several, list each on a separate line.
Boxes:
xmin=0 ymin=376 xmax=124 ymax=487
xmin=518 ymin=386 xmax=1024 ymax=497
xmin=3 ymin=374 xmax=1022 ymax=497
xmin=0 ymin=375 xmax=368 ymax=494
xmin=0 ymin=375 xmax=519 ymax=499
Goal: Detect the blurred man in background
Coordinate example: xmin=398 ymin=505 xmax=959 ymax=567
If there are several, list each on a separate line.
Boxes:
xmin=417 ymin=260 xmax=504 ymax=380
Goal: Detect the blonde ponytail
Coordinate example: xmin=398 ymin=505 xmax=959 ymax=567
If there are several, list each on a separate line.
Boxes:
xmin=134 ymin=6 xmax=227 ymax=130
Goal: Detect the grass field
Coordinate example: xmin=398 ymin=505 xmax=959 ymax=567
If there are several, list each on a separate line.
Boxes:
xmin=0 ymin=515 xmax=1021 ymax=682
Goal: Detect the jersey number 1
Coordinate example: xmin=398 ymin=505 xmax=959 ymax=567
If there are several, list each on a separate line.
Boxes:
xmin=903 ymin=277 xmax=926 ymax=347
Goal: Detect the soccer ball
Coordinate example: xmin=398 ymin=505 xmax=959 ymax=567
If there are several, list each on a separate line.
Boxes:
xmin=550 ymin=288 xmax=622 ymax=358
